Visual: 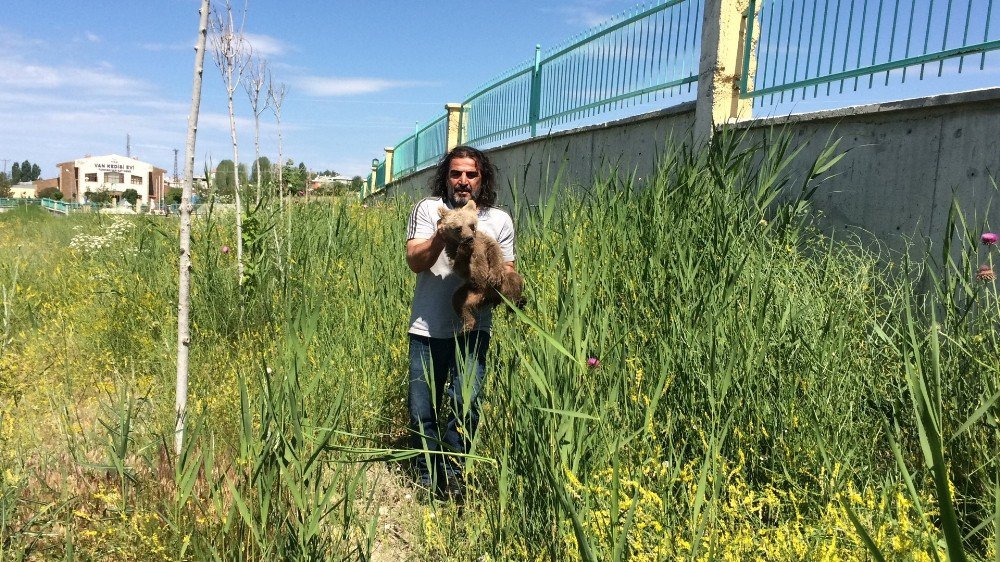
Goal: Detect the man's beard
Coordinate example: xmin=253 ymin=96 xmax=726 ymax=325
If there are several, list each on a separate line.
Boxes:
xmin=449 ymin=190 xmax=474 ymax=207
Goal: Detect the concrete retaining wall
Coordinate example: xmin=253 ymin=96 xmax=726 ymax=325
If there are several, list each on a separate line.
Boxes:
xmin=738 ymin=88 xmax=1000 ymax=251
xmin=379 ymin=88 xmax=1000 ymax=253
xmin=377 ymin=102 xmax=697 ymax=210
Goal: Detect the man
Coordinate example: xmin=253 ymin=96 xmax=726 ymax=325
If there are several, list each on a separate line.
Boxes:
xmin=405 ymin=145 xmax=516 ymax=500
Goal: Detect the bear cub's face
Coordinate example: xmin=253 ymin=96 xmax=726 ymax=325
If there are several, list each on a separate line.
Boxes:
xmin=438 ymin=200 xmax=479 ymax=245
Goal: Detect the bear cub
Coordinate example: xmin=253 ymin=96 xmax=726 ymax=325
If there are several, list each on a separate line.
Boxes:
xmin=437 ymin=200 xmax=524 ymax=332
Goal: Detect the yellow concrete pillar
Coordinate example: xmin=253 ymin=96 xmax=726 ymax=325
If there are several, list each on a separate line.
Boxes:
xmin=694 ymin=0 xmax=755 ymax=140
xmin=445 ymin=103 xmax=463 ymax=151
xmin=370 ymin=160 xmax=378 ymax=194
xmin=383 ymin=147 xmax=394 ymax=184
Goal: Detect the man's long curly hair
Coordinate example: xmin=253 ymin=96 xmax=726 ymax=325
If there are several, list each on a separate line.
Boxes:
xmin=430 ymin=145 xmax=498 ymax=208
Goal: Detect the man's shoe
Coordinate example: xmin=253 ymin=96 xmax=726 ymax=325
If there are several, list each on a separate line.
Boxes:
xmin=444 ymin=473 xmax=466 ymax=503
xmin=414 ymin=474 xmax=437 ymax=503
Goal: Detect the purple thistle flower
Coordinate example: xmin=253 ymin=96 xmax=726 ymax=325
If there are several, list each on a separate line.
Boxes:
xmin=221 ymin=245 xmax=230 ymax=254
xmin=982 ymin=232 xmax=998 ymax=246
xmin=586 ymin=357 xmax=600 ymax=369
xmin=977 ymin=264 xmax=996 ymax=281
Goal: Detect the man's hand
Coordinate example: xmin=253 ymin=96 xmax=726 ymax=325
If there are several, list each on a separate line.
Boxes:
xmin=406 ymin=228 xmax=446 ymax=273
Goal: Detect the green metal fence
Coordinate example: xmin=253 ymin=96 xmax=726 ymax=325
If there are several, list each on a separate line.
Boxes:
xmin=377 ymin=0 xmax=702 ymax=187
xmin=0 ymin=197 xmax=70 ymax=212
xmin=384 ymin=113 xmax=449 ymax=187
xmin=391 ymin=133 xmax=417 ymax=180
xmin=741 ymin=0 xmax=1000 ymax=105
xmin=534 ymin=0 xmax=701 ymax=130
xmin=372 ymin=0 xmax=1000 ymax=192
xmin=40 ymin=198 xmax=90 ymax=214
xmin=465 ymin=0 xmax=702 ymax=147
xmin=0 ymin=198 xmax=40 ymax=208
xmin=463 ymin=59 xmax=536 ymax=147
xmin=416 ymin=114 xmax=449 ymax=170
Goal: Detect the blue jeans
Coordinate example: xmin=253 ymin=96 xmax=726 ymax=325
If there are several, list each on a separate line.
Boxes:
xmin=408 ymin=331 xmax=490 ymax=481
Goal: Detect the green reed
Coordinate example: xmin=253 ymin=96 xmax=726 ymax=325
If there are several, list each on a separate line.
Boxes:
xmin=1 ymin=132 xmax=999 ymax=559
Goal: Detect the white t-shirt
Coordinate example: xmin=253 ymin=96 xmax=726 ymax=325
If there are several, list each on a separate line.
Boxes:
xmin=407 ymin=197 xmax=516 ymax=338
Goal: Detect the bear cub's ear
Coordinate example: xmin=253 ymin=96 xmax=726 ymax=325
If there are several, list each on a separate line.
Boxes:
xmin=438 ymin=205 xmax=450 ymax=219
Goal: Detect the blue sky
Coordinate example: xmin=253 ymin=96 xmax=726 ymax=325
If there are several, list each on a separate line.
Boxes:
xmin=0 ymin=0 xmax=644 ymax=179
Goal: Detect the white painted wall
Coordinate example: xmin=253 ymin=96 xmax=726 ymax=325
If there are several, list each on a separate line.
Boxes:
xmin=72 ymin=154 xmax=156 ymax=204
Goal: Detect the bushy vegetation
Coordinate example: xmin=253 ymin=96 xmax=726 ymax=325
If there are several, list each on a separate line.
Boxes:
xmin=166 ymin=187 xmax=183 ymax=205
xmin=1 ymin=135 xmax=998 ymax=560
xmin=37 ymin=186 xmax=62 ymax=200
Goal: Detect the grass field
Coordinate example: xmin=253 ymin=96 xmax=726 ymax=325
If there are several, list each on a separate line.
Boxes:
xmin=1 ymin=135 xmax=999 ymax=561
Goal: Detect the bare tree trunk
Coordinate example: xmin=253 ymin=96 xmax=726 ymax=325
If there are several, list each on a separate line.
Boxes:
xmin=243 ymin=55 xmax=268 ymax=206
xmin=227 ymin=92 xmax=244 ymax=281
xmin=176 ymin=0 xmax=211 ymax=456
xmin=267 ymin=81 xmax=288 ymax=258
xmin=211 ymin=0 xmax=250 ymax=283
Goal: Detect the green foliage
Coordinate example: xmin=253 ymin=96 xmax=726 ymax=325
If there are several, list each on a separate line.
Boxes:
xmin=281 ymin=159 xmax=305 ymax=194
xmin=311 ymin=182 xmax=350 ymax=197
xmin=215 ymin=160 xmax=236 ymax=195
xmin=1 ymin=134 xmax=999 ymax=560
xmin=121 ymin=188 xmax=139 ymax=206
xmin=350 ymin=175 xmax=364 ymax=192
xmin=9 ymin=161 xmax=41 ymax=183
xmin=0 ymin=172 xmax=10 ymax=198
xmin=249 ymin=156 xmax=272 ymax=186
xmin=166 ymin=187 xmax=183 ymax=205
xmin=37 ymin=186 xmax=62 ymax=200
xmin=85 ymin=189 xmax=111 ymax=204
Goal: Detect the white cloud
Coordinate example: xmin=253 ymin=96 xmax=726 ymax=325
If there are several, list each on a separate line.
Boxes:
xmin=268 ymin=60 xmax=307 ymax=73
xmin=541 ymin=2 xmax=620 ymax=28
xmin=0 ymin=33 xmax=190 ymax=169
xmin=84 ymin=32 xmax=101 ymax=43
xmin=568 ymin=8 xmax=613 ymax=27
xmin=139 ymin=41 xmax=190 ymax=52
xmin=296 ymin=76 xmax=430 ymax=97
xmin=198 ymin=111 xmax=285 ymax=137
xmin=243 ymin=33 xmax=289 ymax=57
xmin=0 ymin=27 xmax=46 ymax=51
xmin=0 ymin=53 xmax=150 ymax=96
xmin=0 ymin=91 xmax=185 ymax=115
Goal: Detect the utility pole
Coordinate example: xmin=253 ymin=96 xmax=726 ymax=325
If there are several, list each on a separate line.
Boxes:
xmin=174 ymin=149 xmax=180 ymax=182
xmin=127 ymin=134 xmax=131 ymax=158
xmin=0 ymin=159 xmax=8 ymax=176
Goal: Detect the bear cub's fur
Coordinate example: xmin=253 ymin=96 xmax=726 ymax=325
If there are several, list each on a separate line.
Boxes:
xmin=437 ymin=200 xmax=524 ymax=332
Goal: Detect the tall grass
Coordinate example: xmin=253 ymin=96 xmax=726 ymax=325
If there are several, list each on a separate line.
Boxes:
xmin=0 ymin=132 xmax=998 ymax=560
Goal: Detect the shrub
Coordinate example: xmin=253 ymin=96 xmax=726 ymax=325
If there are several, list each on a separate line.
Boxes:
xmin=37 ymin=186 xmax=62 ymax=200
xmin=86 ymin=190 xmax=112 ymax=204
xmin=165 ymin=188 xmax=183 ymax=205
xmin=121 ymin=188 xmax=139 ymax=206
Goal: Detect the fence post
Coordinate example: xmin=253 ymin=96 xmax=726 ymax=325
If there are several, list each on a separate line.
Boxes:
xmin=445 ymin=103 xmax=463 ymax=151
xmin=694 ymin=0 xmax=753 ymax=141
xmin=528 ymin=44 xmax=542 ymax=137
xmin=370 ymin=160 xmax=378 ymax=195
xmin=384 ymin=147 xmax=395 ymax=184
xmin=412 ymin=122 xmax=419 ymax=170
